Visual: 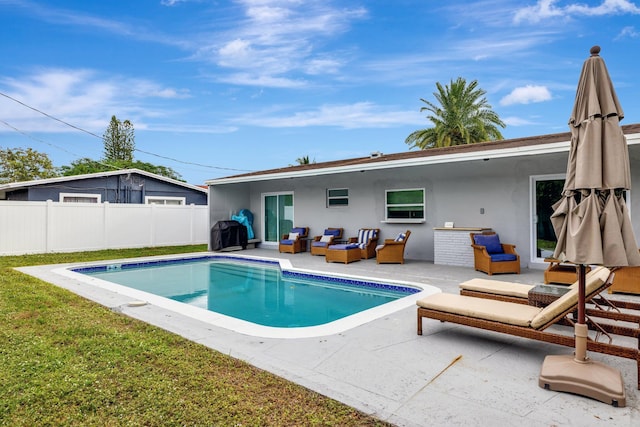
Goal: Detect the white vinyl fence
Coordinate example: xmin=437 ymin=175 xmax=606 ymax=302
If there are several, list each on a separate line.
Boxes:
xmin=0 ymin=201 xmax=209 ymax=255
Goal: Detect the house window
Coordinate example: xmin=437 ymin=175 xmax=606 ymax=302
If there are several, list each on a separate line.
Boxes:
xmin=59 ymin=193 xmax=101 ymax=203
xmin=145 ymin=196 xmax=185 ymax=205
xmin=327 ymin=188 xmax=348 ymax=207
xmin=385 ymin=188 xmax=425 ymax=221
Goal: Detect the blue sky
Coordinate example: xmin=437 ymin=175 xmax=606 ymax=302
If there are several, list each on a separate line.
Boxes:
xmin=1 ymin=0 xmax=639 ymax=184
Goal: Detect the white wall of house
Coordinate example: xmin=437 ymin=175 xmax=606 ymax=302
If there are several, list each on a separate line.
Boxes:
xmin=0 ymin=201 xmax=209 ymax=255
xmin=208 ymin=142 xmax=640 ymax=270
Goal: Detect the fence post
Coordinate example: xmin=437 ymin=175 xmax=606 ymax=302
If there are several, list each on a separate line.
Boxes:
xmin=103 ymin=202 xmax=109 ymax=248
xmin=150 ymin=203 xmax=156 ymax=246
xmin=190 ymin=203 xmax=195 ymax=244
xmin=45 ymin=199 xmax=54 ymax=253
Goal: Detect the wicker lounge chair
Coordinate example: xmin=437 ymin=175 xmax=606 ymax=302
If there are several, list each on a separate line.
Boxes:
xmin=470 ymin=232 xmax=520 ymax=275
xmin=347 ymin=228 xmax=380 ymax=259
xmin=310 ymin=228 xmax=343 ymax=256
xmin=458 ymin=269 xmax=640 ymax=333
xmin=417 ymin=267 xmax=640 ymax=389
xmin=278 ymin=227 xmax=309 ymax=254
xmin=376 ymin=230 xmax=411 ymax=264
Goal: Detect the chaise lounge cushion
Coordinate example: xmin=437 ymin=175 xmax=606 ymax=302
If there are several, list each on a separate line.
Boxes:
xmin=530 ymin=266 xmax=609 ymax=328
xmin=473 ymin=233 xmax=503 ymax=254
xmin=459 ymin=278 xmax=532 ymax=298
xmin=417 ymin=293 xmax=540 ymax=326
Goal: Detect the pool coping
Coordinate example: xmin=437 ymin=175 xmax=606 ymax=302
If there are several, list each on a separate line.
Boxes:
xmin=18 ymin=252 xmax=440 ymax=339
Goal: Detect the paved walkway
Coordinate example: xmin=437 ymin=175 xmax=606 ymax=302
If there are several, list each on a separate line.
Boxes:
xmin=22 ymin=249 xmax=640 ymax=426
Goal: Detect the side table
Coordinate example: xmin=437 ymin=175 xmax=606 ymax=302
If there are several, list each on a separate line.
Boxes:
xmin=528 ymin=284 xmax=571 ymax=307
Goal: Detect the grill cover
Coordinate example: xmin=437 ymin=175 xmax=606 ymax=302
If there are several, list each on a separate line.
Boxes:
xmin=210 ymin=220 xmax=248 ymax=251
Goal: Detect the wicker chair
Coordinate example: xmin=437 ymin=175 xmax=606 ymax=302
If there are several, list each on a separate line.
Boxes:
xmin=470 ymin=232 xmax=520 ymax=275
xmin=310 ymin=228 xmax=344 ymax=256
xmin=347 ymin=228 xmax=380 ymax=259
xmin=376 ymin=230 xmax=411 ymax=264
xmin=278 ymin=227 xmax=309 ymax=254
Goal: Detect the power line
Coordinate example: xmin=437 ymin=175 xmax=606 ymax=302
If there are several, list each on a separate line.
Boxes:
xmin=0 ymin=91 xmax=253 ymax=172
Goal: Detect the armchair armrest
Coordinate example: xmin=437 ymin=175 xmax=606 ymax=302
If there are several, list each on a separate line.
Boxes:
xmin=501 ymin=244 xmax=517 ymax=254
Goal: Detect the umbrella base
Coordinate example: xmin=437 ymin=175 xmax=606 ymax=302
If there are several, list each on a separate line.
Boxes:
xmin=539 ymin=354 xmax=626 ymax=407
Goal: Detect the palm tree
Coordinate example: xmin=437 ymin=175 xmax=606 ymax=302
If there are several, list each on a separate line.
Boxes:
xmin=405 ymin=77 xmax=505 ymax=149
xmin=295 ymin=155 xmax=314 ymax=165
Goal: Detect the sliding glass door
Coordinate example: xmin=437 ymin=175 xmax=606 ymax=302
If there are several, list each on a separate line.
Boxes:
xmin=263 ymin=193 xmax=294 ymax=243
xmin=531 ymin=175 xmax=565 ymax=262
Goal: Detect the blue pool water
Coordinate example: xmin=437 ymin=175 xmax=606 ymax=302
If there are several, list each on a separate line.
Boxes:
xmin=77 ymin=256 xmax=419 ymax=328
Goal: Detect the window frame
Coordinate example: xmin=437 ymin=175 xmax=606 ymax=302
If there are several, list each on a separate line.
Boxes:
xmin=59 ymin=192 xmax=101 ymax=203
xmin=326 ymin=188 xmax=349 ymax=208
xmin=144 ymin=196 xmax=186 ymax=205
xmin=384 ymin=188 xmax=426 ymax=223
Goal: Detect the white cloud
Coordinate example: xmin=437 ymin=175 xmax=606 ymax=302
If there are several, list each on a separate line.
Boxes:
xmin=500 ymin=85 xmax=552 ymax=106
xmin=514 ymin=0 xmax=640 ymax=24
xmin=197 ymin=1 xmax=368 ymax=88
xmin=616 ymin=25 xmax=640 ymax=38
xmin=0 ymin=68 xmax=191 ymax=133
xmin=502 ymin=116 xmax=538 ymax=126
xmin=233 ymin=102 xmax=424 ymax=129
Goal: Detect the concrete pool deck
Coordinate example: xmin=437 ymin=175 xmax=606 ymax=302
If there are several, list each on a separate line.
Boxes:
xmin=19 ymin=248 xmax=640 ymax=426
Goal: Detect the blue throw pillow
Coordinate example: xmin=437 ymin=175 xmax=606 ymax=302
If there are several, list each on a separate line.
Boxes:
xmin=325 ymin=229 xmax=341 ymax=237
xmin=474 ymin=234 xmax=503 ymax=254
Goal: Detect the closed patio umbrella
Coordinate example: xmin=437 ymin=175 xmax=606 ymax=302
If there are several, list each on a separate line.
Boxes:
xmin=539 ymin=46 xmax=640 ymax=407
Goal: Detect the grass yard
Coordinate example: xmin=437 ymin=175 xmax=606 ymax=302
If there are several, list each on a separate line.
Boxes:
xmin=0 ymin=246 xmax=390 ymax=426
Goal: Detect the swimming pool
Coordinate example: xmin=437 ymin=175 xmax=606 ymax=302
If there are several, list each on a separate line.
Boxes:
xmin=77 ymin=257 xmax=415 ymax=328
xmin=38 ymin=253 xmax=438 ymax=338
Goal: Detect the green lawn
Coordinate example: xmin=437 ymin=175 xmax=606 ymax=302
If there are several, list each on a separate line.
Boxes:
xmin=0 ymin=246 xmax=390 ymax=426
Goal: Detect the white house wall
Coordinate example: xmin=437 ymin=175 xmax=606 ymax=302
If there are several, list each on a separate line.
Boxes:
xmin=209 ymin=144 xmax=640 ymax=269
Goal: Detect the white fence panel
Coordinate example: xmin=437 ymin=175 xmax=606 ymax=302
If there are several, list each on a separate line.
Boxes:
xmin=0 ymin=201 xmax=48 ymax=254
xmin=105 ymin=204 xmax=155 ymax=248
xmin=0 ymin=201 xmax=209 ymax=255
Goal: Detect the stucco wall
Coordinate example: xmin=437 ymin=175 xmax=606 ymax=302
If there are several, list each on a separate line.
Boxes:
xmin=208 ymin=145 xmax=640 ymax=268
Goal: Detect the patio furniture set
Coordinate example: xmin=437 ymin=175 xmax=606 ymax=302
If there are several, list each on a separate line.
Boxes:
xmin=278 ymin=227 xmax=411 ymax=264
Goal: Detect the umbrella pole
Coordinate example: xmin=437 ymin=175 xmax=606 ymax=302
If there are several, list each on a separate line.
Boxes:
xmin=539 ymin=264 xmax=626 ymax=407
xmin=575 ymin=264 xmax=587 ymax=362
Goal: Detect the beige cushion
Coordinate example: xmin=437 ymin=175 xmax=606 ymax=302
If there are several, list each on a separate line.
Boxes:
xmin=459 ymin=278 xmax=533 ymax=298
xmin=417 ymin=293 xmax=541 ymax=327
xmin=530 ymin=266 xmax=610 ymax=328
xmin=320 ymin=235 xmax=333 ymax=243
xmin=288 ymin=232 xmax=299 ymax=240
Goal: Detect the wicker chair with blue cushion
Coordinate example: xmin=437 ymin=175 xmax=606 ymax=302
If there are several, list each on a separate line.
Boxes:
xmin=310 ymin=227 xmax=344 ymax=256
xmin=279 ymin=227 xmax=309 ymax=254
xmin=376 ymin=230 xmax=411 ymax=264
xmin=470 ymin=232 xmax=520 ymax=275
xmin=347 ymin=228 xmax=380 ymax=259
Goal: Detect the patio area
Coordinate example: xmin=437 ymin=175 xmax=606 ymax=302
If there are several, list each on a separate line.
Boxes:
xmin=23 ymin=248 xmax=640 ymax=426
